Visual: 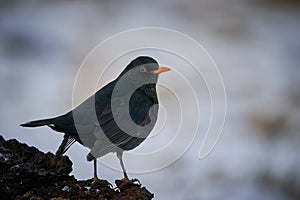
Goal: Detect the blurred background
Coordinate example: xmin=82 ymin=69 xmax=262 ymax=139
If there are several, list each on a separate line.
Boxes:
xmin=1 ymin=0 xmax=300 ymax=199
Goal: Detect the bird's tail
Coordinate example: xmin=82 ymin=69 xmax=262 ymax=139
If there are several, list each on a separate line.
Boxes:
xmin=20 ymin=118 xmax=55 ymax=128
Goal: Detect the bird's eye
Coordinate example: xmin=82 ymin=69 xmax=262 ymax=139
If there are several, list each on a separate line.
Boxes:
xmin=139 ymin=66 xmax=147 ymax=73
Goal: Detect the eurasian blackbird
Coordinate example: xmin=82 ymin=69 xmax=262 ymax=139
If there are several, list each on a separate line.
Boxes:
xmin=21 ymin=56 xmax=170 ymax=181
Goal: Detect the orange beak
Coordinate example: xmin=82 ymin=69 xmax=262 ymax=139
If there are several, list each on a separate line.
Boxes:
xmin=151 ymin=67 xmax=171 ymax=74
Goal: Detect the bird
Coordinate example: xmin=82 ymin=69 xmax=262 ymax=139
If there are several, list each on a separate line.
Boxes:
xmin=20 ymin=56 xmax=170 ymax=181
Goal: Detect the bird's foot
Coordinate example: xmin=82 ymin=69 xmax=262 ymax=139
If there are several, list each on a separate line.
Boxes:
xmin=91 ymin=178 xmax=113 ymax=188
xmin=93 ymin=175 xmax=99 ymax=183
xmin=128 ymin=178 xmax=140 ymax=185
xmin=115 ymin=178 xmax=141 ymax=190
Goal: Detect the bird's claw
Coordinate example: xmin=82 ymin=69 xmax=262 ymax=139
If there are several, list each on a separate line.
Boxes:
xmin=119 ymin=178 xmax=141 ymax=185
xmin=129 ymin=178 xmax=141 ymax=185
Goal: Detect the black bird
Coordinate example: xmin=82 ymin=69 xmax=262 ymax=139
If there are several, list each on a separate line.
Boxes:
xmin=21 ymin=56 xmax=170 ymax=181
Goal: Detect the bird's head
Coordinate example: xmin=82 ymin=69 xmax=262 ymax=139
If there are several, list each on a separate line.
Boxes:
xmin=118 ymin=56 xmax=170 ymax=84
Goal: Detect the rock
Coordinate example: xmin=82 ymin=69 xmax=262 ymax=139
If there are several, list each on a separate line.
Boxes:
xmin=0 ymin=135 xmax=154 ymax=200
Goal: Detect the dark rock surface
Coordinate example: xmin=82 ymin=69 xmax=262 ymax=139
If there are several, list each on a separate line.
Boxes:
xmin=0 ymin=135 xmax=154 ymax=200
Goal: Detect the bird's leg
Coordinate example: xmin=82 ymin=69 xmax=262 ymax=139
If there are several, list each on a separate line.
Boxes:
xmin=117 ymin=151 xmax=129 ymax=180
xmin=93 ymin=159 xmax=99 ymax=182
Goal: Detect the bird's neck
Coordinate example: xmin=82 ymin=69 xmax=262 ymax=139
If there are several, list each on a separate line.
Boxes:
xmin=140 ymin=83 xmax=158 ymax=104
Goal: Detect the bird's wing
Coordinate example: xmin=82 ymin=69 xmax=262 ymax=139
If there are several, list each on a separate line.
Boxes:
xmin=49 ymin=81 xmax=117 ymax=144
xmin=88 ymin=89 xmax=158 ymax=158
